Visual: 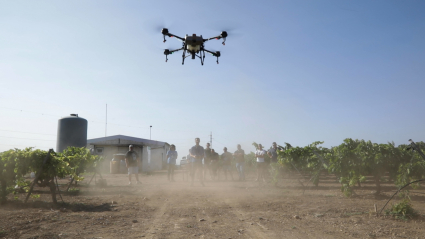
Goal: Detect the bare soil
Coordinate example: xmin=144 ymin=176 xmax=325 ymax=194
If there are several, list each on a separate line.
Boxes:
xmin=1 ymin=169 xmax=425 ymax=239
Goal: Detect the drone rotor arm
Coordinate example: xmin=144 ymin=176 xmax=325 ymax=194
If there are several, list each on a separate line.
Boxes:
xmin=164 ymin=47 xmax=184 ymax=62
xmin=204 ymin=48 xmax=221 ymax=64
xmin=204 ymin=31 xmax=227 ymax=45
xmin=169 ymin=47 xmax=184 ymax=54
xmin=203 ymin=48 xmax=218 ymax=56
xmin=164 ymin=47 xmax=184 ymax=55
xmin=165 ymin=33 xmax=185 ymax=41
xmin=204 ymin=35 xmax=222 ymax=42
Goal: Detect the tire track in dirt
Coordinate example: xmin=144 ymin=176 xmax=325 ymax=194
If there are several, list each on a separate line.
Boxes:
xmin=140 ymin=200 xmax=169 ymax=237
xmin=131 ymin=188 xmax=216 ymax=239
xmin=223 ymin=198 xmax=276 ymax=239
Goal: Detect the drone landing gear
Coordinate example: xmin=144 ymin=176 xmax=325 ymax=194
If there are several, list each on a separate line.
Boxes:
xmin=182 ymin=53 xmax=193 ymax=65
xmin=197 ymin=51 xmax=205 ymax=65
xmin=201 ymin=51 xmax=205 ymax=65
xmin=182 ymin=44 xmax=187 ymax=65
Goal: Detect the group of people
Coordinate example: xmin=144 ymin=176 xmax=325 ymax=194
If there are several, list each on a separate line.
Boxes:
xmin=254 ymin=142 xmax=279 ymax=183
xmin=185 ymin=138 xmax=242 ymax=186
xmin=123 ymin=139 xmax=281 ymax=186
xmin=167 ymin=138 xmax=280 ymax=186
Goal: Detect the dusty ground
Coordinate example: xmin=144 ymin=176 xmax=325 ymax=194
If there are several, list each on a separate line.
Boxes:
xmin=1 ymin=169 xmax=425 ymax=239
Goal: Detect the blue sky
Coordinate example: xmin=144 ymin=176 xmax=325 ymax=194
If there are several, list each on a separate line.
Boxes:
xmin=1 ymin=0 xmax=425 ymax=156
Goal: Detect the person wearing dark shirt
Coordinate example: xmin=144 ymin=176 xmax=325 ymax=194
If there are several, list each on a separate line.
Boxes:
xmin=267 ymin=142 xmax=282 ymax=185
xmin=189 ymin=138 xmax=205 ymax=186
xmin=234 ymin=144 xmax=245 ymax=181
xmin=267 ymin=142 xmax=279 ymax=163
xmin=125 ymin=145 xmax=141 ymax=185
xmin=203 ymin=143 xmax=213 ymax=181
xmin=221 ymin=147 xmax=234 ymax=181
xmin=210 ymin=149 xmax=220 ymax=181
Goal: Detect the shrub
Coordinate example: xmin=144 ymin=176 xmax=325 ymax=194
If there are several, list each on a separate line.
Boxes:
xmin=385 ymin=199 xmax=418 ymax=220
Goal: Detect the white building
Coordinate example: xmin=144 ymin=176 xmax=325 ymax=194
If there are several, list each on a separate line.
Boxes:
xmin=86 ymin=135 xmax=170 ymax=173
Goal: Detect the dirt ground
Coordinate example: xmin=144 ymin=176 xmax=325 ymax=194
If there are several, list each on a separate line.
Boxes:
xmin=1 ymin=168 xmax=425 ymax=239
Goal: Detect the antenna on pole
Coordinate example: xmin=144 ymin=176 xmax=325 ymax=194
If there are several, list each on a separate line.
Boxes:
xmin=209 ymin=132 xmax=213 ymax=148
xmin=105 ymin=104 xmax=107 ymax=137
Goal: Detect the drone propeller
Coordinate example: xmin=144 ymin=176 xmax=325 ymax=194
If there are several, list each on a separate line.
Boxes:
xmin=207 ymin=21 xmax=243 ymax=38
xmin=164 ymin=49 xmax=170 ymax=62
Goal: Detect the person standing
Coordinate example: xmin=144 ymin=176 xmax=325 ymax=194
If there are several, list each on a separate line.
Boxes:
xmin=189 ymin=138 xmax=205 ymax=186
xmin=125 ymin=145 xmax=141 ymax=185
xmin=234 ymin=144 xmax=245 ymax=181
xmin=255 ymin=144 xmax=267 ymax=183
xmin=221 ymin=147 xmax=234 ymax=181
xmin=267 ymin=142 xmax=281 ymax=186
xmin=166 ymin=144 xmax=178 ymax=181
xmin=267 ymin=142 xmax=279 ymax=164
xmin=203 ymin=143 xmax=213 ymax=180
xmin=210 ymin=149 xmax=220 ymax=180
xmin=185 ymin=150 xmax=195 ymax=181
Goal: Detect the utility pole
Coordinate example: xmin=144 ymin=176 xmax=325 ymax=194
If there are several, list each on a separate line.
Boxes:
xmin=150 ymin=126 xmax=152 ymax=140
xmin=105 ymin=104 xmax=107 ymax=137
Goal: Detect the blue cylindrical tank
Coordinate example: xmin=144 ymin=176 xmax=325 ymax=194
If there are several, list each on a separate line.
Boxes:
xmin=56 ymin=114 xmax=88 ymax=153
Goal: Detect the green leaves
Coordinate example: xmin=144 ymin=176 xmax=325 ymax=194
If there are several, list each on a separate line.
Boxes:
xmin=57 ymin=147 xmax=102 ymax=181
xmin=0 ymin=146 xmax=102 ymax=202
xmin=275 ymin=139 xmax=425 ymax=197
xmin=386 ymin=199 xmax=418 ymax=220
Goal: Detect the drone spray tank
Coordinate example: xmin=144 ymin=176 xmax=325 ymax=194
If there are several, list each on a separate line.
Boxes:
xmin=185 ymin=34 xmax=203 ymax=59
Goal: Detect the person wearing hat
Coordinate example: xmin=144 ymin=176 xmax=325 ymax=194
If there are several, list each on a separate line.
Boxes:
xmin=125 ymin=145 xmax=141 ymax=185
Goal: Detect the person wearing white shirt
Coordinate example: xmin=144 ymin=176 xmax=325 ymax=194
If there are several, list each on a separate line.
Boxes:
xmin=255 ymin=144 xmax=267 ymax=183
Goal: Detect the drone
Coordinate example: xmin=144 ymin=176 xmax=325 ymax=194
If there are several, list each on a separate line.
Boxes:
xmin=161 ymin=28 xmax=227 ymax=65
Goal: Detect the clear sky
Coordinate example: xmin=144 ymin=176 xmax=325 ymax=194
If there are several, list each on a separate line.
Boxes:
xmin=1 ymin=0 xmax=425 ymax=158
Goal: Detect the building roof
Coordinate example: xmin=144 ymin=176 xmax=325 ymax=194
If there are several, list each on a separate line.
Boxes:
xmin=87 ymin=135 xmax=168 ymax=149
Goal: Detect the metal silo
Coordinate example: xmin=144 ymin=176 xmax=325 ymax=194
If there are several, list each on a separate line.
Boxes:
xmin=56 ymin=114 xmax=88 ymax=152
